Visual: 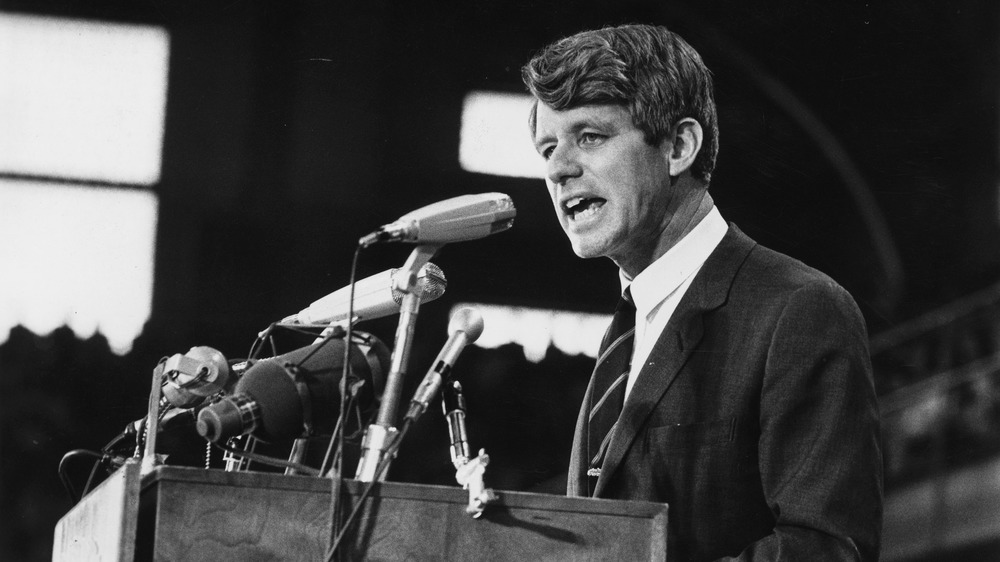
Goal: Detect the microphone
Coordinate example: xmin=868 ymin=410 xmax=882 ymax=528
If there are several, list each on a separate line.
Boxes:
xmin=196 ymin=332 xmax=390 ymax=443
xmin=282 ymin=263 xmax=446 ymax=325
xmin=160 ymin=346 xmax=233 ymax=408
xmin=124 ymin=406 xmax=198 ymax=441
xmin=442 ymin=380 xmax=470 ymax=469
xmin=405 ymin=307 xmax=485 ymax=422
xmin=359 ymin=193 xmax=516 ymax=247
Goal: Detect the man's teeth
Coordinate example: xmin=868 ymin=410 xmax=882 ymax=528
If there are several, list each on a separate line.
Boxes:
xmin=574 ymin=204 xmax=600 ymax=219
xmin=565 ymin=197 xmax=604 ymax=219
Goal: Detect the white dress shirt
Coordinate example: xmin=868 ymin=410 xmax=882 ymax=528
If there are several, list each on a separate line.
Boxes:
xmin=620 ymin=206 xmax=729 ymax=400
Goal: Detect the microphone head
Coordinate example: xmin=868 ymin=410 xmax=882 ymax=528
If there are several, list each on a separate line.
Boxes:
xmin=405 ymin=192 xmax=515 ymax=244
xmin=448 ymin=307 xmax=484 ymax=343
xmin=362 ymin=192 xmax=516 ymax=246
xmin=161 ymin=346 xmax=231 ymax=408
xmin=357 ymin=262 xmax=447 ymax=320
xmin=286 ymin=262 xmax=447 ymax=325
xmin=412 ymin=262 xmax=447 ymax=304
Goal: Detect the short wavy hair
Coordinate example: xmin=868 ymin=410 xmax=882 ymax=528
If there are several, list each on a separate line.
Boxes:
xmin=522 ymin=24 xmax=719 ymax=184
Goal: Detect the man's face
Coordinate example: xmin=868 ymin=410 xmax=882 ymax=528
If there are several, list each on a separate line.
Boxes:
xmin=533 ymin=103 xmax=676 ymax=274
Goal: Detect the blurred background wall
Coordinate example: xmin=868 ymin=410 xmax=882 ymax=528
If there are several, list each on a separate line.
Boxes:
xmin=1 ymin=1 xmax=999 ymax=560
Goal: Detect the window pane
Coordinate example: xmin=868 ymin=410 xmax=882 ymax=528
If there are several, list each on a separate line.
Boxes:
xmin=459 ymin=91 xmax=544 ymax=179
xmin=0 ymin=179 xmax=158 ymax=354
xmin=0 ymin=13 xmax=170 ymax=185
xmin=452 ymin=303 xmax=609 ymax=362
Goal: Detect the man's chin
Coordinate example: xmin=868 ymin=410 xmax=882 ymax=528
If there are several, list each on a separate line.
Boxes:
xmin=568 ymin=238 xmax=607 ymax=261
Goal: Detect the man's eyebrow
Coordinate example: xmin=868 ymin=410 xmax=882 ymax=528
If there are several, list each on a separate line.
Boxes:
xmin=533 ymin=117 xmax=616 ymax=150
xmin=533 ymin=132 xmax=556 ymax=151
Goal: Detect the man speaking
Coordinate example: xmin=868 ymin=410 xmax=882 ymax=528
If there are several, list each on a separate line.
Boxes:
xmin=522 ymin=24 xmax=882 ymax=561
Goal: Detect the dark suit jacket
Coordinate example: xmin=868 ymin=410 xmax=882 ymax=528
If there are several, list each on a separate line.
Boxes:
xmin=567 ymin=225 xmax=883 ymax=561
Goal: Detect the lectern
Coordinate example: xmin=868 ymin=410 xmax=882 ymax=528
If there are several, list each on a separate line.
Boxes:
xmin=53 ymin=463 xmax=668 ymax=561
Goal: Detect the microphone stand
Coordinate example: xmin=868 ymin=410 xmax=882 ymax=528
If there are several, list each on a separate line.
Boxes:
xmin=140 ymin=365 xmax=167 ymax=476
xmin=355 ymin=243 xmax=441 ymax=482
xmin=443 ymin=381 xmax=497 ymax=518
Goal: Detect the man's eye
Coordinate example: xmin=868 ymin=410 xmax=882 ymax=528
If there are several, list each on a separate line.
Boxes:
xmin=580 ymin=132 xmax=604 ymax=145
xmin=541 ymin=146 xmax=555 ymax=160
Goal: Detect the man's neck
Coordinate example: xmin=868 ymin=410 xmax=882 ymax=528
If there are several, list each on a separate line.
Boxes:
xmin=617 ymin=188 xmax=715 ymax=280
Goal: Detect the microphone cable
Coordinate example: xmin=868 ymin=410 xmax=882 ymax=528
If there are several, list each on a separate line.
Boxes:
xmin=234 ymin=244 xmax=364 ymax=480
xmin=323 ymin=416 xmax=413 ymax=561
xmin=318 ymin=243 xmax=362 ymax=479
xmin=322 ymin=242 xmax=364 ymax=562
xmin=57 ymin=449 xmax=106 ymax=504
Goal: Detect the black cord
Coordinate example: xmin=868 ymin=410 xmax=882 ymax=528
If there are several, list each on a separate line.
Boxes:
xmin=266 ymin=328 xmax=278 ymax=358
xmin=101 ymin=428 xmax=132 ymax=455
xmin=286 ymin=243 xmax=362 ymax=470
xmin=247 ymin=328 xmax=265 ymax=362
xmin=324 ymin=418 xmax=412 ymax=561
xmin=318 ymin=414 xmax=344 ymax=477
xmin=60 ymin=413 xmax=148 ymax=504
xmin=81 ymin=456 xmax=105 ymax=498
xmin=320 ymin=243 xmax=363 ymax=562
xmin=57 ymin=449 xmax=106 ymax=504
xmin=336 ymin=245 xmax=363 ymax=478
xmin=247 ymin=322 xmax=278 ymax=361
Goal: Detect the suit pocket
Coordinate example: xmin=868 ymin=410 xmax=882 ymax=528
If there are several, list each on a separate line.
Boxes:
xmin=646 ymin=417 xmax=736 ymax=450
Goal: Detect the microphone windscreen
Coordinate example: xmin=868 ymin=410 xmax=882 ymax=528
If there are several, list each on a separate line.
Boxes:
xmin=416 ymin=262 xmax=447 ymax=303
xmin=233 ymin=332 xmax=389 ymax=441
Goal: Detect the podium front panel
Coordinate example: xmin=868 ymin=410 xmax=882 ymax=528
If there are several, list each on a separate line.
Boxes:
xmin=137 ymin=466 xmax=667 ymax=561
xmin=52 ymin=459 xmax=140 ymax=562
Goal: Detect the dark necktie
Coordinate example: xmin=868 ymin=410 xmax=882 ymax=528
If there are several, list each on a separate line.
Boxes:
xmin=586 ymin=288 xmax=635 ymax=491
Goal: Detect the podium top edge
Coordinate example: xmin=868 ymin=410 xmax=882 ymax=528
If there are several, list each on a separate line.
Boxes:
xmin=141 ymin=466 xmax=668 ymax=519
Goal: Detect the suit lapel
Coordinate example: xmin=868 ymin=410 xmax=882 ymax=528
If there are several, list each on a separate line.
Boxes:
xmin=593 ymin=225 xmax=757 ymax=496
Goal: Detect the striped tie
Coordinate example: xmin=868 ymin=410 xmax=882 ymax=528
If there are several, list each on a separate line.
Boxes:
xmin=586 ymin=289 xmax=635 ymax=491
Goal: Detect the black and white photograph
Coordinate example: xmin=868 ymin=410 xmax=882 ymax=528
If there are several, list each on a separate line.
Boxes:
xmin=1 ymin=1 xmax=998 ymax=560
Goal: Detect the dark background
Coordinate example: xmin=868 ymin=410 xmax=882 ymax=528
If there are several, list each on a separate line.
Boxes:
xmin=2 ymin=1 xmax=999 ymax=560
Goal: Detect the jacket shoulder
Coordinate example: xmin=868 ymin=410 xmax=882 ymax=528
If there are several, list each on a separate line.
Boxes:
xmin=723 ymin=226 xmax=862 ymax=316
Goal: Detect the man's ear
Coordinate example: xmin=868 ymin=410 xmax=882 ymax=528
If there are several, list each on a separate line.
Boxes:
xmin=664 ymin=118 xmax=703 ymax=177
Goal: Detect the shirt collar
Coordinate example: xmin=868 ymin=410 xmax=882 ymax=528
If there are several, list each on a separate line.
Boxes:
xmin=619 ymin=206 xmax=728 ymax=318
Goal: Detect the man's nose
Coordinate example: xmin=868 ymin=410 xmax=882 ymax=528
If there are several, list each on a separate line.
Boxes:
xmin=546 ymin=144 xmax=583 ymax=185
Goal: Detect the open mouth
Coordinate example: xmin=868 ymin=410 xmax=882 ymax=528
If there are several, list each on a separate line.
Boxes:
xmin=563 ymin=196 xmax=606 ymax=221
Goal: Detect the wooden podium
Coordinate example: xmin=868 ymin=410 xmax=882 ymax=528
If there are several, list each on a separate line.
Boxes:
xmin=54 ymin=463 xmax=668 ymax=561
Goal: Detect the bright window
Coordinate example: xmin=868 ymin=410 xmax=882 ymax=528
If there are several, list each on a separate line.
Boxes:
xmin=0 ymin=13 xmax=170 ymax=184
xmin=0 ymin=180 xmax=158 ymax=354
xmin=0 ymin=13 xmax=169 ymax=354
xmin=452 ymin=303 xmax=610 ymax=362
xmin=458 ymin=91 xmax=545 ymax=179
